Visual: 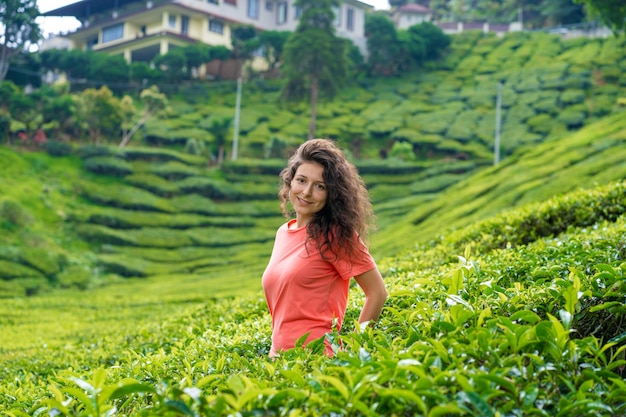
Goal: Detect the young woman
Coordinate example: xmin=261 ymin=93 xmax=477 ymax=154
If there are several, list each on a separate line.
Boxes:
xmin=262 ymin=139 xmax=388 ymax=357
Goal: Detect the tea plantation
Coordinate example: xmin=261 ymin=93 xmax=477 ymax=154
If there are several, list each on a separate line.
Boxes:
xmin=1 ymin=29 xmax=626 ymax=416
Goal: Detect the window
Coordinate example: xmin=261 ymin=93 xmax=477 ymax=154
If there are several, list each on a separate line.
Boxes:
xmin=209 ymin=19 xmax=224 ymax=34
xmin=346 ymin=8 xmax=354 ymax=31
xmin=102 ymin=22 xmax=124 ymax=43
xmin=277 ymin=1 xmax=287 ymax=24
xmin=248 ymin=0 xmax=259 ymax=18
xmin=86 ymin=36 xmax=98 ymax=50
xmin=168 ymin=14 xmax=176 ymax=28
xmin=266 ymin=1 xmax=273 ymax=11
xmin=294 ymin=6 xmax=302 ymax=19
xmin=224 ymin=0 xmax=236 ymax=4
xmin=252 ymin=45 xmax=264 ymax=57
xmin=332 ymin=5 xmax=341 ymax=26
xmin=207 ymin=0 xmax=219 ymax=3
xmin=181 ymin=15 xmax=189 ymax=34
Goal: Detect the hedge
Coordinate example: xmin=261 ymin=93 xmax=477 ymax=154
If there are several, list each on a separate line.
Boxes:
xmin=135 ymin=161 xmax=202 ymax=180
xmin=445 ymin=180 xmax=626 ymax=252
xmin=77 ymin=145 xmax=126 ymax=159
xmin=76 ymin=206 xmax=254 ymax=229
xmin=122 ymin=147 xmax=206 ymax=166
xmin=560 ymin=89 xmax=586 ymax=105
xmin=76 ymin=224 xmax=194 ymax=248
xmin=0 ymin=260 xmax=45 ymax=279
xmin=557 ymin=109 xmax=586 ymax=128
xmin=80 ymin=183 xmax=177 ymax=213
xmin=124 ymin=173 xmax=180 ymax=196
xmin=83 ymin=156 xmax=134 ymax=176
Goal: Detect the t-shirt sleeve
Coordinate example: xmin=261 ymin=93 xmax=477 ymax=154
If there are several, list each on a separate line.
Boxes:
xmin=332 ymin=235 xmax=377 ymax=280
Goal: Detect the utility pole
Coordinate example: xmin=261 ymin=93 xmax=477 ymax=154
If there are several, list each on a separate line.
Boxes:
xmin=494 ymin=81 xmax=503 ymax=165
xmin=232 ymin=76 xmax=242 ymax=160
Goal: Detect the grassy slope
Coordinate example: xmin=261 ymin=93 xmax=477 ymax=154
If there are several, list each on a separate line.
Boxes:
xmin=373 ymin=112 xmax=626 ymax=256
xmin=0 ymin=114 xmax=625 ymax=415
xmin=1 ymin=30 xmax=626 ymax=414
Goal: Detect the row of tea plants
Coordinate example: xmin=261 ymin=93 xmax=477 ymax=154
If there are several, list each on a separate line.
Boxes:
xmin=2 ymin=179 xmax=625 ymax=416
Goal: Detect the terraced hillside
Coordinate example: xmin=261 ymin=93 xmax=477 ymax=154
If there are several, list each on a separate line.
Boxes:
xmin=374 ymin=112 xmax=626 ymax=256
xmin=2 ymin=30 xmax=626 ymax=297
xmin=149 ymin=31 xmax=626 ymax=163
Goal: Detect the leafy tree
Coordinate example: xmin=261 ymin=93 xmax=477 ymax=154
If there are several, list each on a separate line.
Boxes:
xmin=154 ymin=49 xmax=187 ymax=87
xmin=44 ymin=94 xmax=76 ymax=139
xmin=575 ymin=0 xmax=626 ymax=33
xmin=281 ymin=0 xmax=347 ymax=140
xmin=59 ymin=49 xmax=92 ymax=82
xmin=119 ymin=86 xmax=168 ymax=147
xmin=365 ymin=13 xmax=403 ymax=76
xmin=0 ymin=81 xmax=19 ymax=113
xmin=0 ymin=81 xmax=19 ymax=144
xmin=87 ymin=54 xmax=130 ymax=91
xmin=0 ymin=0 xmax=41 ymax=81
xmin=398 ymin=29 xmax=425 ymax=67
xmin=39 ymin=49 xmax=66 ymax=71
xmin=542 ymin=0 xmax=585 ymax=26
xmin=182 ymin=43 xmax=211 ymax=78
xmin=231 ymin=25 xmax=260 ymax=61
xmin=259 ymin=30 xmax=291 ymax=70
xmin=5 ymin=50 xmax=41 ymax=87
xmin=9 ymin=89 xmax=42 ymax=143
xmin=129 ymin=62 xmax=162 ymax=86
xmin=204 ymin=117 xmax=232 ymax=164
xmin=75 ymin=86 xmax=122 ymax=144
xmin=341 ymin=38 xmax=366 ymax=77
xmin=207 ymin=45 xmax=231 ymax=81
xmin=408 ymin=22 xmax=451 ymax=60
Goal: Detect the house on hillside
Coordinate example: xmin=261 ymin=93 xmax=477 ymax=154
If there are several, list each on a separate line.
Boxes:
xmin=43 ymin=0 xmax=373 ymax=78
xmin=391 ymin=3 xmax=433 ymax=30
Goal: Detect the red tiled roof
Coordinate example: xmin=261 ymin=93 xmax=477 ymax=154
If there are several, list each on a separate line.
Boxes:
xmin=397 ymin=4 xmax=432 ymax=14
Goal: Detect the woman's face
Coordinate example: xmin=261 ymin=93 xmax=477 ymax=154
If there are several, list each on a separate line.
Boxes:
xmin=290 ymin=161 xmax=327 ymax=227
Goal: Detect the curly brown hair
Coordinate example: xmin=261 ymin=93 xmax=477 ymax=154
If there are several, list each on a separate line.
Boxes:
xmin=278 ymin=139 xmax=375 ymax=262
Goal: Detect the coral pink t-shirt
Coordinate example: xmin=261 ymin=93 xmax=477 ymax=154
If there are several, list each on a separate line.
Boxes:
xmin=262 ymin=219 xmax=376 ymax=356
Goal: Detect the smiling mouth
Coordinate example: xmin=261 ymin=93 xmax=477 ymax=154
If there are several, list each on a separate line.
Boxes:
xmin=297 ymin=197 xmax=311 ymax=205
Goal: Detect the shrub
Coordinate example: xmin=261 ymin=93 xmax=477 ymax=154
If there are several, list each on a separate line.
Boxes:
xmin=56 ymin=265 xmax=92 ymax=289
xmin=560 ymin=89 xmax=586 ymax=105
xmin=0 ymin=260 xmax=44 ymax=279
xmin=526 ymin=113 xmax=554 ymax=134
xmin=557 ymin=109 xmax=586 ymax=128
xmin=41 ymin=140 xmax=73 ymax=157
xmin=0 ymin=199 xmax=33 ymax=230
xmin=175 ymin=176 xmax=233 ymax=199
xmin=80 ymin=183 xmax=176 ymax=213
xmin=389 ymin=141 xmax=416 ymax=161
xmin=19 ymin=248 xmax=63 ymax=276
xmin=83 ymin=156 xmax=134 ymax=176
xmin=143 ymin=161 xmax=201 ymax=179
xmin=125 ymin=173 xmax=180 ymax=196
xmin=122 ymin=147 xmax=206 ymax=166
xmin=446 ymin=180 xmax=626 ymax=251
xmin=77 ymin=145 xmax=125 ymax=159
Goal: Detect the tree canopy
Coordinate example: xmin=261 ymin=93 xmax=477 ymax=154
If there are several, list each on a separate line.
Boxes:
xmin=575 ymin=0 xmax=626 ymax=33
xmin=0 ymin=0 xmax=41 ymax=81
xmin=281 ymin=0 xmax=348 ymax=140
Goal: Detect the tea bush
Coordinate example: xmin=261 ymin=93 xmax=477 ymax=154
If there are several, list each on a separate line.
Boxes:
xmin=83 ymin=156 xmax=134 ymax=176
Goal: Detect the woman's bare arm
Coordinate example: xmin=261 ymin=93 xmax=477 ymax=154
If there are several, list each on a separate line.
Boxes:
xmin=354 ymin=268 xmax=388 ymax=328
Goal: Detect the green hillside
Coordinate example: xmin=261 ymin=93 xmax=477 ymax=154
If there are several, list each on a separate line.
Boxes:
xmin=0 ymin=29 xmax=625 ymax=415
xmin=1 ymin=146 xmax=625 ymax=415
xmin=2 ymin=30 xmax=626 ymax=295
